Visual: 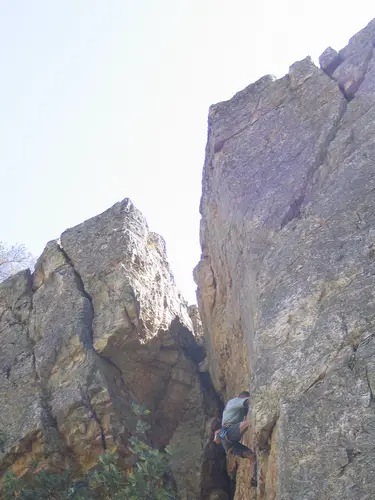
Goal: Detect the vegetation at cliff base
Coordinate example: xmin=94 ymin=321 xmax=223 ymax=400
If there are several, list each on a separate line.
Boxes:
xmin=3 ymin=404 xmax=175 ymax=500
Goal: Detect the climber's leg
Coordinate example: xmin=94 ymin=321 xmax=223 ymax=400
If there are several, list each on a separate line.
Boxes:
xmin=224 ymin=423 xmax=254 ymax=458
xmin=231 ymin=441 xmax=254 ymax=458
xmin=239 ymin=420 xmax=249 ymax=436
xmin=230 ymin=441 xmax=257 ymax=487
xmin=221 ymin=439 xmax=257 ymax=486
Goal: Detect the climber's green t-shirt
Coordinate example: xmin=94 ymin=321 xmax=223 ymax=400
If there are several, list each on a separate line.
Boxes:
xmin=222 ymin=397 xmax=248 ymax=426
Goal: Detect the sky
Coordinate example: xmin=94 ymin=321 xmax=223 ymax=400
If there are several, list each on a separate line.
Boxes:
xmin=0 ymin=1 xmax=373 ymax=303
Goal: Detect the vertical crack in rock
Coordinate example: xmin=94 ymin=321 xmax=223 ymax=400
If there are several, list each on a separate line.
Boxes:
xmin=257 ymin=416 xmax=278 ymax=500
xmin=14 ymin=272 xmax=39 ymax=385
xmin=365 ymin=367 xmax=374 ymax=403
xmin=4 ymin=270 xmax=38 ymax=383
xmin=212 ymin=100 xmax=285 ymax=156
xmin=27 ymin=296 xmax=39 ymax=384
xmin=281 ymin=97 xmax=348 ymax=229
xmin=280 ymin=193 xmax=305 ymax=229
xmin=338 ymin=448 xmax=361 ymax=476
xmin=258 ymin=415 xmax=279 ymax=452
xmin=79 ymin=386 xmax=107 ymax=451
xmin=168 ymin=317 xmax=206 ymax=363
xmin=1 ymin=270 xmax=72 ymax=473
xmin=57 ymin=243 xmax=132 ymax=397
xmin=210 ymin=263 xmax=218 ymax=312
xmin=26 ymin=292 xmax=68 ymax=467
xmin=0 ymin=271 xmax=45 ymax=468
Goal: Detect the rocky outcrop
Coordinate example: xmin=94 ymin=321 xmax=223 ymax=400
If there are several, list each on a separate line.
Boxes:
xmin=195 ymin=18 xmax=375 ymax=500
xmin=0 ymin=198 xmax=229 ymax=499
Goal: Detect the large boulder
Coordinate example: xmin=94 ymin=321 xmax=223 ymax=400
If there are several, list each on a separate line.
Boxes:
xmin=0 ymin=198 xmax=228 ymax=499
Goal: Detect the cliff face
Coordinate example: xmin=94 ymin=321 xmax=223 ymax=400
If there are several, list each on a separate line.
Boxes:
xmin=0 ymin=199 xmax=228 ymax=500
xmin=195 ymin=18 xmax=375 ymax=500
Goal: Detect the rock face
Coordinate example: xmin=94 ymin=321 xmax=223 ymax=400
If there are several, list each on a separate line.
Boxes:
xmin=0 ymin=198 xmax=229 ymax=499
xmin=195 ymin=19 xmax=375 ymax=500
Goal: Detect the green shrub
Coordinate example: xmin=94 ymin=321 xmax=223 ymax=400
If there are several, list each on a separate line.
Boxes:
xmin=89 ymin=403 xmax=175 ymax=499
xmin=4 ymin=404 xmax=176 ymax=500
xmin=3 ymin=466 xmax=88 ymax=499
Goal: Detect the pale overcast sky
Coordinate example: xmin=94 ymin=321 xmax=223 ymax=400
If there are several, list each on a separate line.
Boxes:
xmin=0 ymin=1 xmax=373 ymax=303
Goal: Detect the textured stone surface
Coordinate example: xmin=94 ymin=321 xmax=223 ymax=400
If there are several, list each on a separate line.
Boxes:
xmin=0 ymin=199 xmax=228 ymax=499
xmin=196 ymin=18 xmax=375 ymax=500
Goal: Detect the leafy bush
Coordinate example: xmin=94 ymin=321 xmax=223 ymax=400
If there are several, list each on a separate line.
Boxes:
xmin=4 ymin=404 xmax=176 ymax=500
xmin=89 ymin=403 xmax=175 ymax=499
xmin=3 ymin=466 xmax=87 ymax=499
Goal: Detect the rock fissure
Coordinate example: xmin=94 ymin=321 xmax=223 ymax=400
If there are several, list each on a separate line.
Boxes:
xmin=338 ymin=448 xmax=361 ymax=476
xmin=57 ymin=242 xmax=132 ymax=394
xmin=26 ymin=293 xmax=39 ymax=383
xmin=303 ymin=368 xmax=328 ymax=393
xmin=258 ymin=415 xmax=279 ymax=452
xmin=213 ymin=101 xmax=287 ymax=156
xmin=365 ymin=368 xmax=374 ymax=403
xmin=281 ymin=97 xmax=348 ymax=229
xmin=210 ymin=262 xmax=217 ymax=312
xmin=79 ymin=386 xmax=107 ymax=452
xmin=357 ymin=332 xmax=375 ymax=351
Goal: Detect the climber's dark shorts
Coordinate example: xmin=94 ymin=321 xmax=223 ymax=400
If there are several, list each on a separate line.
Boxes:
xmin=221 ymin=423 xmax=254 ymax=458
xmin=226 ymin=422 xmax=242 ymax=441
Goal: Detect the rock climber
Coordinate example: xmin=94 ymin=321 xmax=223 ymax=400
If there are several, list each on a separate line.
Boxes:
xmin=214 ymin=390 xmax=257 ymax=486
